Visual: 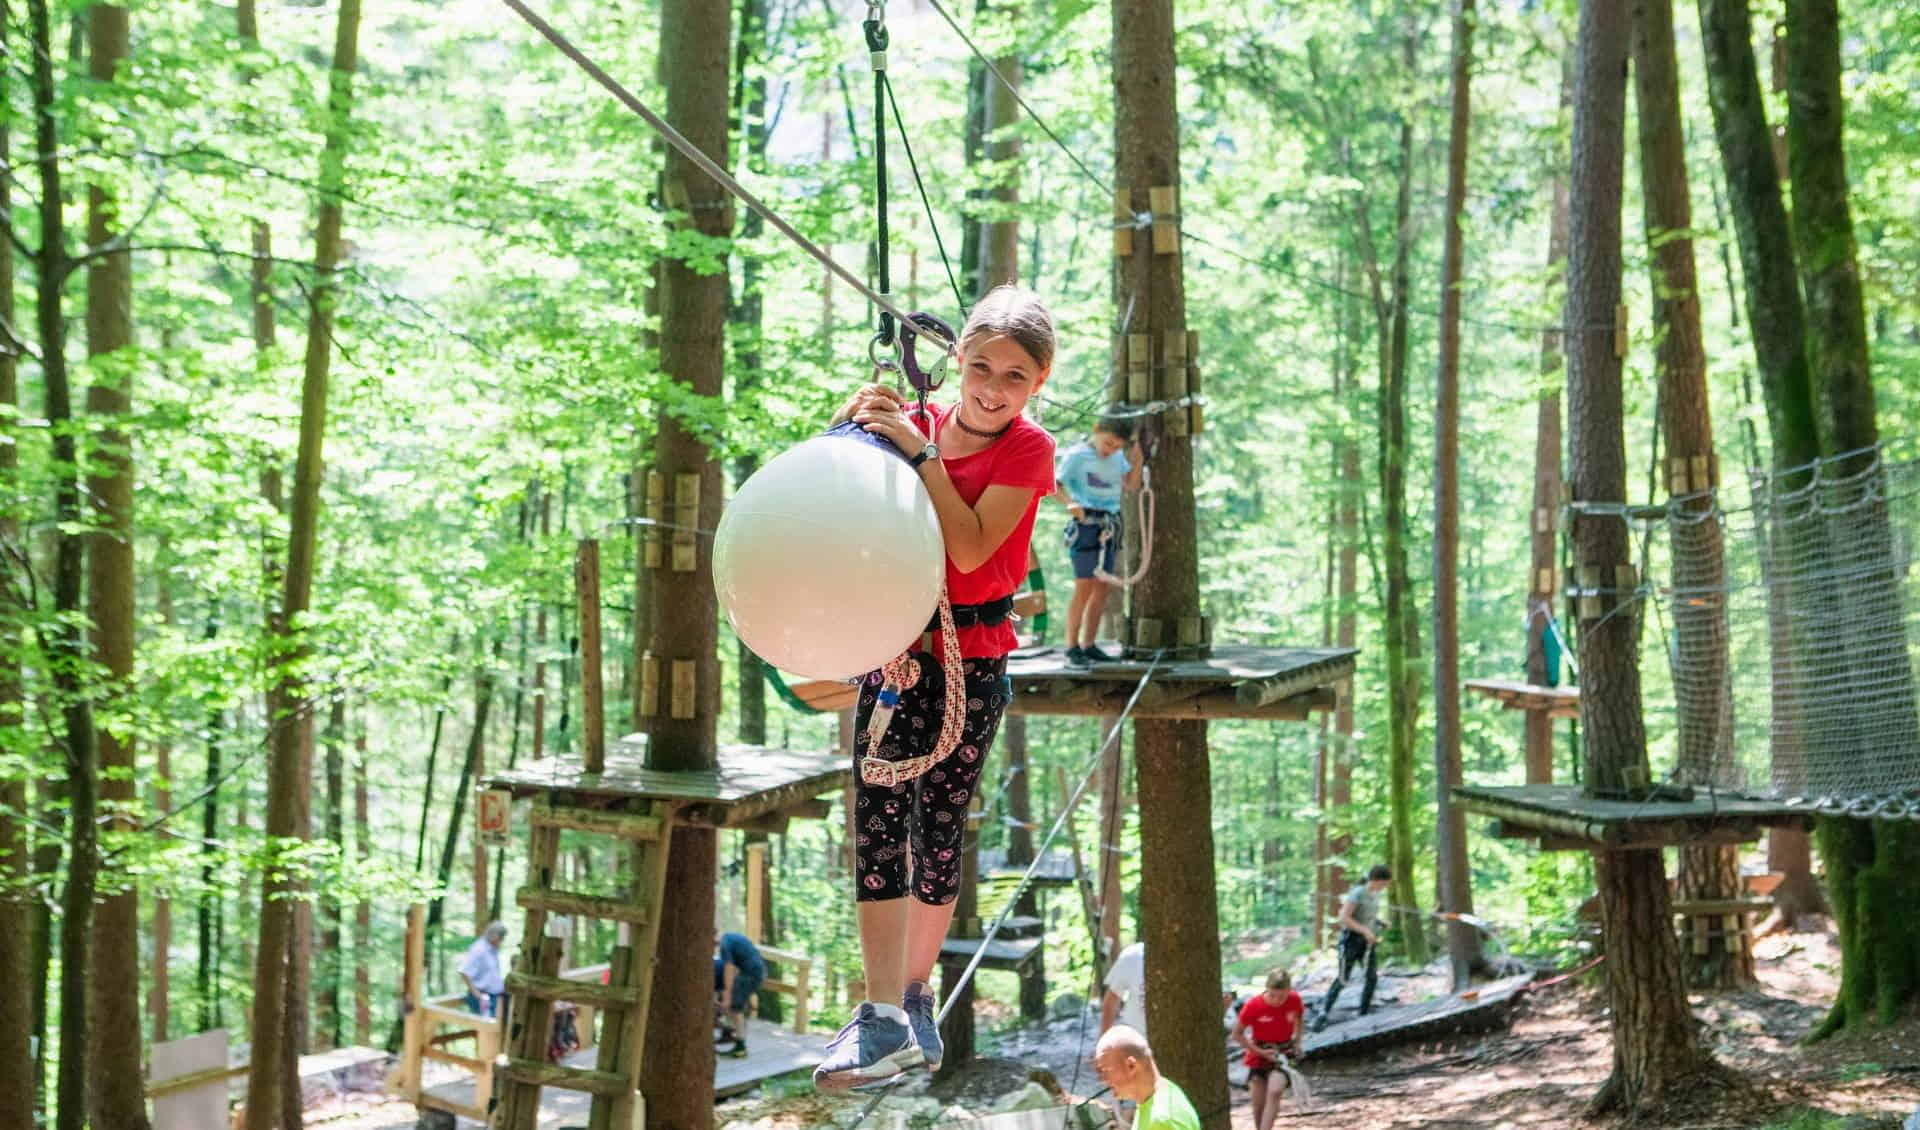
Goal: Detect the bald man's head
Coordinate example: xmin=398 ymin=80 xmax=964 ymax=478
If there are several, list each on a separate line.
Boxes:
xmin=1093 ymin=1025 xmax=1158 ymax=1101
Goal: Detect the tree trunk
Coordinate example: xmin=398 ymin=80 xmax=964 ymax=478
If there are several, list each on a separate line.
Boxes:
xmin=322 ymin=699 xmax=346 ymax=1046
xmin=245 ymin=0 xmax=360 ymax=1121
xmin=1431 ymin=0 xmax=1482 ymax=988
xmin=1527 ymin=65 xmax=1570 ymax=786
xmin=1113 ymin=1 xmax=1224 ymax=1123
xmin=0 ymin=8 xmax=32 ymax=1111
xmin=1695 ymin=0 xmax=1830 ymax=923
xmin=1567 ymin=0 xmax=1713 ymax=1111
xmin=637 ymin=0 xmax=728 ymax=1120
xmin=29 ymin=0 xmax=99 ymax=1119
xmin=151 ymin=723 xmax=173 ymax=1046
xmin=730 ymin=0 xmax=770 ymax=747
xmin=1783 ymin=0 xmax=1920 ymax=1036
xmin=428 ymin=651 xmax=495 ymax=947
xmin=198 ymin=699 xmax=224 ymax=1033
xmin=1378 ymin=107 xmax=1430 ymax=966
xmin=353 ymin=724 xmax=371 ymax=1046
xmin=1331 ymin=278 xmax=1360 ymax=925
xmin=1634 ymin=0 xmax=1750 ymax=990
xmin=980 ymin=29 xmax=1023 ymax=289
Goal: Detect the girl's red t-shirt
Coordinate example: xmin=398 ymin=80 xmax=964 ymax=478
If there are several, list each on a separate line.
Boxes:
xmin=1237 ymin=990 xmax=1305 ymax=1066
xmin=914 ymin=402 xmax=1055 ymax=659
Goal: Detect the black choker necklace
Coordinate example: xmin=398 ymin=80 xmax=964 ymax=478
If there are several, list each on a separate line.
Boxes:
xmin=954 ymin=414 xmax=1014 ymax=440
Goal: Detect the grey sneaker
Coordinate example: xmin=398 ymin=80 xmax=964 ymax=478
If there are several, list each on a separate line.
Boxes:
xmin=812 ymin=1003 xmax=921 ymax=1091
xmin=902 ymin=980 xmax=942 ymax=1072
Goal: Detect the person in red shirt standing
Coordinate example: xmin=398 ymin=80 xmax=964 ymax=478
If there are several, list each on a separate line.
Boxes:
xmin=1233 ymin=969 xmax=1306 ymax=1130
xmin=811 ymin=286 xmax=1058 ymax=1091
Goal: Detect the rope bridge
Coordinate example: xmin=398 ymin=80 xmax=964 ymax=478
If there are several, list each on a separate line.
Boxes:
xmin=1585 ymin=444 xmax=1920 ymax=821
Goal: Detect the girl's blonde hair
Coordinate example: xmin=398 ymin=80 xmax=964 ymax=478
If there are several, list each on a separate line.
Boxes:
xmin=960 ymin=284 xmax=1056 ymax=370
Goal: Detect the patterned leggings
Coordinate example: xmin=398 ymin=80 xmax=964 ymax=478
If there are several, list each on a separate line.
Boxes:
xmin=852 ymin=653 xmax=1012 ymax=904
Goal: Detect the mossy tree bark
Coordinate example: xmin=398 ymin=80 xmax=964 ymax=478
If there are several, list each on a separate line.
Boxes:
xmin=1782 ymin=0 xmax=1920 ymax=1037
xmin=1633 ymin=0 xmax=1749 ymax=990
xmin=1695 ymin=0 xmax=1830 ymax=925
xmin=1431 ymin=0 xmax=1482 ymax=987
xmin=637 ymin=0 xmax=729 ymax=1119
xmin=1566 ymin=0 xmax=1715 ymax=1112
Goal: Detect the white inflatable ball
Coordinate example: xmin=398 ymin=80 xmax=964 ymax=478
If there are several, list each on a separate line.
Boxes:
xmin=714 ymin=431 xmax=945 ymax=681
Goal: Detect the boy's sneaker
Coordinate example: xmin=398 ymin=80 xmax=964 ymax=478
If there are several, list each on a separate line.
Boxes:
xmin=1083 ymin=644 xmax=1117 ymax=662
xmin=812 ymin=1003 xmax=921 ymax=1091
xmin=1065 ymin=646 xmax=1090 ymax=667
xmin=902 ymin=980 xmax=943 ymax=1072
xmin=719 ymin=1039 xmax=749 ymax=1059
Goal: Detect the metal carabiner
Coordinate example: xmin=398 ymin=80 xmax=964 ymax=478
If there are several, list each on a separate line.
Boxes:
xmin=868 ymin=333 xmax=901 ymax=374
xmin=897 ymin=311 xmax=957 ymax=394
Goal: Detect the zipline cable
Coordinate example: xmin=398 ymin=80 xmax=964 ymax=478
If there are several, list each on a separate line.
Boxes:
xmin=499 ymin=0 xmax=957 ymax=352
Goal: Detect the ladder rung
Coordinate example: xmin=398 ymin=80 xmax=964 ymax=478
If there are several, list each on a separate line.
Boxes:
xmin=530 ymin=804 xmax=664 ymax=841
xmin=500 ymin=1058 xmax=630 ymax=1096
xmin=517 ymin=887 xmax=650 ymax=925
xmin=505 ymin=971 xmax=639 ymax=1008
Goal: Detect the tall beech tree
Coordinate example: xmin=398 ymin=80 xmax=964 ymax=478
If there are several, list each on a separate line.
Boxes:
xmin=1114 ymin=1 xmax=1227 ymax=1124
xmin=1694 ymin=0 xmax=1829 ymax=925
xmin=1634 ymin=0 xmax=1748 ymax=989
xmin=1566 ymin=0 xmax=1715 ymax=1112
xmin=245 ymin=0 xmax=363 ymax=1122
xmin=85 ymin=6 xmax=149 ymax=1126
xmin=1785 ymin=0 xmax=1920 ymax=1037
xmin=0 ymin=1 xmax=32 ymax=1115
xmin=636 ymin=0 xmax=730 ymax=1118
xmin=1431 ymin=0 xmax=1481 ymax=987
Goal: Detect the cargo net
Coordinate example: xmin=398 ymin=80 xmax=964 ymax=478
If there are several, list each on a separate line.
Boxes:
xmin=1619 ymin=445 xmax=1920 ymax=821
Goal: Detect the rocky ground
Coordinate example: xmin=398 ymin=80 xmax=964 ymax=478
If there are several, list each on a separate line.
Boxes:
xmin=313 ymin=928 xmax=1920 ymax=1129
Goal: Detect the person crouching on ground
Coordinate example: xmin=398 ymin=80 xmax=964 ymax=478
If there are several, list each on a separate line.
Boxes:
xmin=713 ymin=929 xmax=765 ymax=1059
xmin=811 ymin=285 xmax=1058 ymax=1091
xmin=1052 ymin=414 xmax=1140 ymax=666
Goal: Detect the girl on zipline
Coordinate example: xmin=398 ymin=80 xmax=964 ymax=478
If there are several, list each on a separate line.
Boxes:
xmin=812 ymin=285 xmax=1058 ymax=1091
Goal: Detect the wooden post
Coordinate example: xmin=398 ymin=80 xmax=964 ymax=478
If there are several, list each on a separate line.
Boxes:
xmin=744 ymin=842 xmax=767 ymax=944
xmin=400 ymin=904 xmax=426 ymax=1101
xmin=576 ymin=539 xmax=605 ymax=771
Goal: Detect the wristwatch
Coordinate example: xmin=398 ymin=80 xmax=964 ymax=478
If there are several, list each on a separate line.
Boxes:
xmin=909 ymin=442 xmax=940 ymax=470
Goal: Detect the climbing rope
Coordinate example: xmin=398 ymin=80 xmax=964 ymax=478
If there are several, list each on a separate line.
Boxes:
xmin=857 ymin=593 xmax=968 ymax=788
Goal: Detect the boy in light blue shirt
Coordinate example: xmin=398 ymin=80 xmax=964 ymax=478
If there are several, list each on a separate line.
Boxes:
xmin=1053 ymin=415 xmax=1141 ymax=666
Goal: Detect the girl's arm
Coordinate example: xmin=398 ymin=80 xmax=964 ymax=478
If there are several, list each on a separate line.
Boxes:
xmin=1124 ymin=441 xmax=1144 ymax=490
xmin=1231 ymin=1014 xmax=1259 ymax=1056
xmin=853 ymin=399 xmax=1041 ymax=572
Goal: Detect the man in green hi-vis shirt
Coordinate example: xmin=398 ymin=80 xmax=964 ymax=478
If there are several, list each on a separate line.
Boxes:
xmin=1094 ymin=1025 xmax=1201 ymax=1130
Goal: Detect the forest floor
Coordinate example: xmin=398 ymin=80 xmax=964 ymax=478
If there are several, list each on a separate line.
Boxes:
xmin=312 ymin=927 xmax=1920 ymax=1129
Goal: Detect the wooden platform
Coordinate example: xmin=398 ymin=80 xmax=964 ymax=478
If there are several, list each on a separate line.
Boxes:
xmin=1006 ymin=645 xmax=1354 ymax=720
xmin=1464 ymin=678 xmax=1580 ymax=718
xmin=979 ymin=847 xmax=1078 ymax=887
xmin=486 ymin=742 xmax=846 ymax=827
xmin=1301 ymin=972 xmax=1535 ymax=1060
xmin=419 ymin=1018 xmax=821 ymax=1125
xmin=938 ymin=933 xmax=1044 ymax=972
xmin=1455 ymin=783 xmax=1810 ymax=850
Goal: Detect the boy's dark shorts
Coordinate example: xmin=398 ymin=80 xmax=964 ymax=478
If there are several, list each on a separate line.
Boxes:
xmin=1064 ymin=511 xmax=1119 ymax=579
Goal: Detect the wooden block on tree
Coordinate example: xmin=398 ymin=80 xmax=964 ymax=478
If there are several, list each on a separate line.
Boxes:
xmin=670 ymin=658 xmax=696 ymax=719
xmin=672 ymin=472 xmax=700 ymax=572
xmin=1162 ymin=331 xmax=1188 ymax=397
xmin=639 ymin=654 xmax=659 ymax=718
xmin=1149 ymin=186 xmax=1179 ymax=255
xmin=1128 ymin=334 xmax=1152 ymax=403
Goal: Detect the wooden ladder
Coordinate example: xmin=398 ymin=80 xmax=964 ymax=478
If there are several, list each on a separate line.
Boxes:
xmin=490 ymin=796 xmax=676 ymax=1130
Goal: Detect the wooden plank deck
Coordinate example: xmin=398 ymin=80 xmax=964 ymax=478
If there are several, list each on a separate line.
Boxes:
xmin=487 ymin=743 xmax=846 ymax=826
xmin=1464 ymin=678 xmax=1581 ymax=718
xmin=938 ymin=934 xmax=1043 ymax=971
xmin=1301 ymin=972 xmax=1535 ymax=1060
xmin=1455 ymin=783 xmax=1810 ymax=849
xmin=1006 ymin=645 xmax=1354 ymax=721
xmin=978 ymin=847 xmax=1078 ymax=887
xmin=420 ymin=1018 xmax=822 ymax=1126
